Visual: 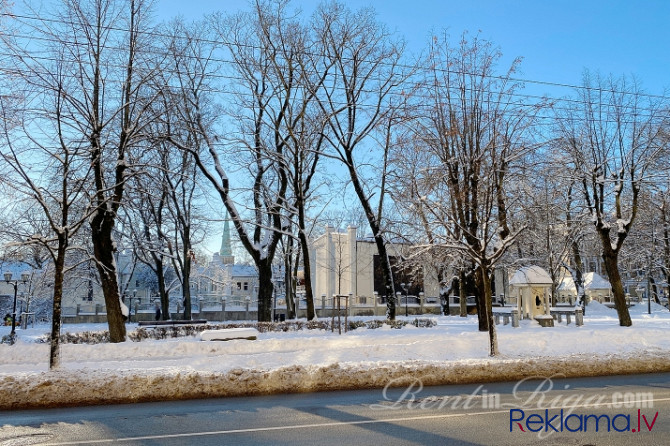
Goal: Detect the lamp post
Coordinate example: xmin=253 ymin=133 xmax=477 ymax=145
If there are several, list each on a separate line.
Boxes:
xmin=4 ymin=272 xmax=30 ymax=344
xmin=400 ymin=282 xmax=412 ymax=317
xmin=125 ymin=290 xmax=138 ymax=322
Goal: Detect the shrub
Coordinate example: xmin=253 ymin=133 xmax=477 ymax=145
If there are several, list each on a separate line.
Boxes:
xmin=365 ymin=320 xmax=384 ymax=329
xmin=386 ymin=320 xmax=408 ymax=329
xmin=348 ymin=320 xmax=366 ymax=330
xmin=32 ymin=316 xmax=435 ymax=344
xmin=413 ymin=318 xmax=437 ymax=328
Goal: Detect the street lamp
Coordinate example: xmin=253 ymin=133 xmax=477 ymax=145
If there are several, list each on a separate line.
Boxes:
xmin=125 ymin=290 xmax=138 ymax=323
xmin=400 ymin=282 xmax=412 ymax=317
xmin=4 ymin=271 xmax=30 ymax=344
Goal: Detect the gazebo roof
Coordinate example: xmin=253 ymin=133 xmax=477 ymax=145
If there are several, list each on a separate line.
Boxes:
xmin=509 ymin=266 xmax=553 ymax=286
xmin=558 ymin=272 xmax=611 ymax=291
xmin=557 ymin=275 xmax=575 ymax=291
xmin=584 ymin=272 xmax=611 ymax=290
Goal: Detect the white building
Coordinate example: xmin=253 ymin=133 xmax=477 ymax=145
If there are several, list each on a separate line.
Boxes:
xmin=309 ymin=225 xmax=439 ymax=303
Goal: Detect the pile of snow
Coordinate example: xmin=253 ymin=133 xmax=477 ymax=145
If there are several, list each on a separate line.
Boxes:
xmin=2 ymin=301 xmax=670 ymax=409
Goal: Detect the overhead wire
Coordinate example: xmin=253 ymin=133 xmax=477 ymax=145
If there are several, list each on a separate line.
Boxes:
xmin=2 ymin=10 xmax=670 ymax=102
xmin=0 ymin=11 xmax=669 ymax=131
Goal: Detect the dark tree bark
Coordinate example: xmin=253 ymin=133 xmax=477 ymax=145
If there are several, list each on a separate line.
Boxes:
xmin=397 ymin=32 xmax=538 ymax=355
xmin=50 ymin=243 xmax=66 ymax=369
xmin=459 ymin=269 xmax=468 ymax=317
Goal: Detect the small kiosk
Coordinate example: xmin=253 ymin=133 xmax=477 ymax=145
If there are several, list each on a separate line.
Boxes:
xmin=509 ymin=266 xmax=553 ymax=319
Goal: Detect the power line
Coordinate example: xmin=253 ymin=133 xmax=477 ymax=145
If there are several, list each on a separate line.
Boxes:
xmin=3 ymin=54 xmax=668 ymax=124
xmin=2 ymin=10 xmax=670 ymax=103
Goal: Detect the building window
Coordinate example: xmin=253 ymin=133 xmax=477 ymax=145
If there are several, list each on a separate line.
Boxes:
xmin=244 ymin=282 xmax=248 ymax=291
xmin=237 ymin=282 xmax=242 ymax=290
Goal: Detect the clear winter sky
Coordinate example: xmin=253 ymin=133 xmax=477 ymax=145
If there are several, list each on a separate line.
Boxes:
xmin=153 ymin=0 xmax=670 ymax=255
xmin=155 ymin=0 xmax=670 ymax=97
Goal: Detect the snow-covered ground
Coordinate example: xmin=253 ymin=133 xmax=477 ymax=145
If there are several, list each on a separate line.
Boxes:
xmin=2 ymin=301 xmax=670 ymax=409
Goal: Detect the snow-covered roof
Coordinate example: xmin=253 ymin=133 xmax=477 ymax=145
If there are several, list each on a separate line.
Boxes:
xmin=226 ymin=264 xmax=257 ymax=278
xmin=584 ymin=272 xmax=610 ymax=290
xmin=558 ymin=272 xmax=610 ymax=291
xmin=557 ymin=276 xmax=576 ymax=292
xmin=509 ymin=266 xmax=552 ymax=286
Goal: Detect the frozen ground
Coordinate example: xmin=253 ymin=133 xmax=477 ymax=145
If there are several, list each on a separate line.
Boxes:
xmin=1 ymin=301 xmax=670 ymax=409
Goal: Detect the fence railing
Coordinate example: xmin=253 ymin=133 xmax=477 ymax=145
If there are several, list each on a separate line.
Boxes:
xmin=62 ymin=293 xmax=466 ymax=321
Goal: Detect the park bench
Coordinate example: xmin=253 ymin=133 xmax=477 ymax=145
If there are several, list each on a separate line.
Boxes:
xmin=550 ymin=308 xmax=584 ymax=326
xmin=534 ymin=315 xmax=555 ymax=327
xmin=200 ymin=327 xmax=258 ymax=341
xmin=492 ymin=308 xmax=519 ymax=327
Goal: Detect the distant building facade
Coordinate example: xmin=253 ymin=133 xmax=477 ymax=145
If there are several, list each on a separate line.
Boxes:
xmin=309 ymin=225 xmax=439 ymax=303
xmin=193 ymin=218 xmax=259 ymax=307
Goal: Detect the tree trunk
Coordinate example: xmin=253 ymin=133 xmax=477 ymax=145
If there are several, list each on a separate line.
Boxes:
xmin=156 ymin=263 xmax=169 ymax=321
xmin=459 ymin=269 xmax=467 ymax=317
xmin=284 ymin=246 xmax=294 ymax=318
xmin=374 ymin=237 xmax=396 ymax=320
xmin=602 ymin=248 xmax=632 ymax=327
xmin=344 ymin=156 xmax=395 ymax=319
xmin=649 ymin=276 xmax=660 ymax=304
xmin=49 ymin=241 xmax=66 ymax=369
xmin=570 ymin=238 xmax=586 ymax=309
xmin=298 ymin=230 xmax=316 ymax=320
xmin=91 ymin=216 xmax=126 ymax=343
xmin=285 ymin=253 xmax=296 ymax=320
xmin=474 ymin=268 xmax=488 ymax=332
xmin=291 ymin=247 xmax=301 ymax=319
xmin=480 ymin=264 xmax=498 ymax=356
xmin=257 ymin=260 xmax=274 ymax=322
xmin=182 ymin=245 xmax=192 ymax=320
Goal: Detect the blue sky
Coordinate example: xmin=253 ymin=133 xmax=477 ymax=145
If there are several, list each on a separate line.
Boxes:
xmin=152 ymin=0 xmax=670 ymax=255
xmin=155 ymin=0 xmax=670 ymax=97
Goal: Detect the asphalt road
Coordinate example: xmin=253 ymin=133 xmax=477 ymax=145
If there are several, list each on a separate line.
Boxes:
xmin=2 ymin=372 xmax=670 ymax=445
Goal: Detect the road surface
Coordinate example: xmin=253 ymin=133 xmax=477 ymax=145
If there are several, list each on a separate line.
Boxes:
xmin=1 ymin=372 xmax=670 ymax=445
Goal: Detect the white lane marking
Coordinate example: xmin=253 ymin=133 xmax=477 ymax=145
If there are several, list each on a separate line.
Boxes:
xmin=41 ymin=411 xmax=506 ymax=445
xmin=40 ymin=396 xmax=670 ymax=445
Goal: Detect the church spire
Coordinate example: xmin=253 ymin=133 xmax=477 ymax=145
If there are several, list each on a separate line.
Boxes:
xmin=219 ymin=215 xmax=235 ymax=264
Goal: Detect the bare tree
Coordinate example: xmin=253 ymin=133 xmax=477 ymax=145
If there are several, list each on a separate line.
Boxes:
xmin=84 ymin=0 xmax=161 ymax=341
xmin=555 ymin=73 xmax=668 ymax=326
xmin=399 ymin=32 xmax=540 ymax=355
xmin=313 ymin=1 xmax=408 ymax=319
xmin=163 ymin=147 xmax=204 ymax=320
xmin=123 ymin=161 xmax=173 ymax=320
xmin=163 ymin=5 xmax=295 ymax=322
xmin=0 ymin=88 xmax=91 ymax=366
xmin=247 ymin=1 xmax=332 ymax=321
xmin=3 ymin=0 xmax=162 ymax=342
xmin=657 ymin=186 xmax=670 ymax=296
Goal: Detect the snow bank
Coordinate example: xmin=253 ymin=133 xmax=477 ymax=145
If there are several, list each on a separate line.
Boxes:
xmin=1 ymin=303 xmax=670 ymax=410
xmin=2 ymin=354 xmax=669 ymax=410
